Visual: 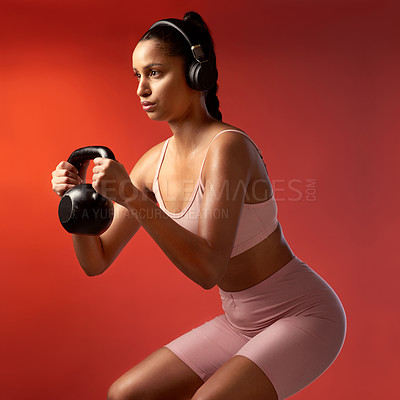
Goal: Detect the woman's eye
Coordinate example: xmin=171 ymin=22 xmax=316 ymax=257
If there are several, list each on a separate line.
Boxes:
xmin=150 ymin=70 xmax=160 ymax=77
xmin=134 ymin=72 xmax=141 ymax=80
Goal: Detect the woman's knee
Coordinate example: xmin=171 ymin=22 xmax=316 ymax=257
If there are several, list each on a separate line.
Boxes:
xmin=107 ymin=380 xmax=124 ymax=400
xmin=107 ymin=381 xmax=122 ymax=400
xmin=107 ymin=378 xmax=141 ymax=400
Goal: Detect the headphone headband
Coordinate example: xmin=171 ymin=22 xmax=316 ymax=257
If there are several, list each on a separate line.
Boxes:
xmin=148 ymin=18 xmax=217 ymax=91
xmin=150 ymin=19 xmax=206 ymax=62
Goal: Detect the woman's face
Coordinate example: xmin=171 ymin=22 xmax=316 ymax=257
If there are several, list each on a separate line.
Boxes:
xmin=132 ymin=39 xmax=198 ymax=122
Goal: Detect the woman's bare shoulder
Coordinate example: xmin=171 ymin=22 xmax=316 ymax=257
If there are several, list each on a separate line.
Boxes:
xmin=201 ymin=122 xmax=266 ymax=186
xmin=208 ymin=123 xmax=256 ymax=159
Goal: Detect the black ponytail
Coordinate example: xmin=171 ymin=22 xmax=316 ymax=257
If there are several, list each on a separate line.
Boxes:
xmin=183 ymin=12 xmax=222 ymax=121
xmin=140 ymin=11 xmax=223 ymax=121
xmin=205 ymin=84 xmax=222 ymax=121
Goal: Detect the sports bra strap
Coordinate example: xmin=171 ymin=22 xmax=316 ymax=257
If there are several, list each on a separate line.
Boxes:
xmin=153 ymin=138 xmax=170 ymax=189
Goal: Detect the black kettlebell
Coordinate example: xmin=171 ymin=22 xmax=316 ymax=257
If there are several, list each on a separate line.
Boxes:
xmin=58 ymin=146 xmax=116 ymax=235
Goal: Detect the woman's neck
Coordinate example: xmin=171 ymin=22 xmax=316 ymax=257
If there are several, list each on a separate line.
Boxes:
xmin=168 ymin=113 xmax=218 ymax=154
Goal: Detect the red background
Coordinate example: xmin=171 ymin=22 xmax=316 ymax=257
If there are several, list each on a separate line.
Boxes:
xmin=1 ymin=0 xmax=399 ymax=398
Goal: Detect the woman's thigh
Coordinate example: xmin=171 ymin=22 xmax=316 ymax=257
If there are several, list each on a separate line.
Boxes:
xmin=107 ymin=347 xmax=204 ymax=400
xmin=192 ymin=355 xmax=278 ymax=400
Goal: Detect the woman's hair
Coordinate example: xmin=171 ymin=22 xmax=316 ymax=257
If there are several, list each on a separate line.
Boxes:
xmin=140 ymin=11 xmax=222 ymax=121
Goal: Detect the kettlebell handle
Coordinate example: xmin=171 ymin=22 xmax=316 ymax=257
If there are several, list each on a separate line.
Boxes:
xmin=67 ymin=146 xmax=116 ymax=170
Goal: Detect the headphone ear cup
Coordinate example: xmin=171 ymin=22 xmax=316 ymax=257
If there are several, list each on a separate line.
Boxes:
xmin=187 ymin=61 xmax=202 ymax=90
xmin=187 ymin=60 xmax=216 ymax=91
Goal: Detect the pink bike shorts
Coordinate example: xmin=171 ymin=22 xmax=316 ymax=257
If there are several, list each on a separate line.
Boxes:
xmin=164 ymin=256 xmax=346 ymax=399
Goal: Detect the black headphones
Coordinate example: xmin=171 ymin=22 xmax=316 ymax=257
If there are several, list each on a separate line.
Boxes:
xmin=149 ymin=18 xmax=217 ymax=91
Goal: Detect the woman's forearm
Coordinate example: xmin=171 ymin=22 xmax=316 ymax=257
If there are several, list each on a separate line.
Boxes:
xmin=72 ymin=234 xmax=107 ymax=276
xmin=125 ymin=195 xmax=227 ymax=289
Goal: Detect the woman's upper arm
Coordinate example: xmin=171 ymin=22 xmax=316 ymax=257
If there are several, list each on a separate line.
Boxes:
xmin=198 ymin=134 xmax=254 ymax=270
xmin=99 ymin=142 xmax=164 ymax=267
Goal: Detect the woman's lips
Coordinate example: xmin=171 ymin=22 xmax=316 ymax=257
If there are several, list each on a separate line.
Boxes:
xmin=141 ymin=101 xmax=156 ymax=112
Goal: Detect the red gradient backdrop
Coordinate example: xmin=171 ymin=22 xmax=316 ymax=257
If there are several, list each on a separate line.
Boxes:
xmin=1 ymin=0 xmax=399 ymax=399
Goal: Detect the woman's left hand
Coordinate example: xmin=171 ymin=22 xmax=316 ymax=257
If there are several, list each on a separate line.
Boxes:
xmin=92 ymin=158 xmax=137 ymax=207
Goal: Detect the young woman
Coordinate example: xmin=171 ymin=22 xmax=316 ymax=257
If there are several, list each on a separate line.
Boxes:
xmin=51 ymin=11 xmax=346 ymax=400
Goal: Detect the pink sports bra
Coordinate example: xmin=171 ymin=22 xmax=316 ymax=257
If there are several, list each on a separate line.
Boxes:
xmin=152 ymin=129 xmax=279 ymax=257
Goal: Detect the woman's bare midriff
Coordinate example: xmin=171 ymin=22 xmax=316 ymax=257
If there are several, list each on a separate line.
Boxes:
xmin=217 ymin=223 xmax=295 ymax=292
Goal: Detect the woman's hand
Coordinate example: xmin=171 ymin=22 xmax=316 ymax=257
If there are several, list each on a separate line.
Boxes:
xmin=51 ymin=160 xmax=90 ymax=198
xmin=92 ymin=158 xmax=137 ymax=207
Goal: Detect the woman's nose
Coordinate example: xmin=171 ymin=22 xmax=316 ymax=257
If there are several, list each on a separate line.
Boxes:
xmin=137 ymin=78 xmax=151 ymax=97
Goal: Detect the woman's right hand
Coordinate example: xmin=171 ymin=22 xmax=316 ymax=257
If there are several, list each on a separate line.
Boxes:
xmin=51 ymin=160 xmax=90 ymax=198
